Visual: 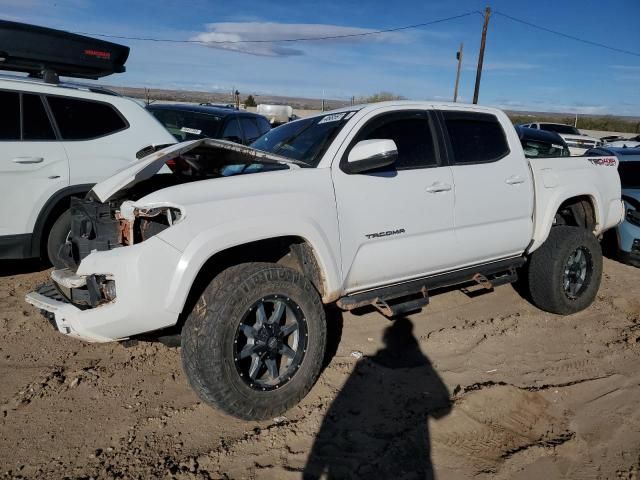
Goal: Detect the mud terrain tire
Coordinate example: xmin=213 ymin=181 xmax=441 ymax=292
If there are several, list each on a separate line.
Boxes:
xmin=181 ymin=262 xmax=327 ymax=420
xmin=527 ymin=226 xmax=602 ymax=315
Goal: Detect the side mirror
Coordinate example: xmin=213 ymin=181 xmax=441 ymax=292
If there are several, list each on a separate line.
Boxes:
xmin=346 ymin=139 xmax=398 ymax=174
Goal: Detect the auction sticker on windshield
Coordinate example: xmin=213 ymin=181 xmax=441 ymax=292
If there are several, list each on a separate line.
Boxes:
xmin=318 ymin=113 xmax=347 ymax=124
xmin=181 ymin=127 xmax=202 ymax=135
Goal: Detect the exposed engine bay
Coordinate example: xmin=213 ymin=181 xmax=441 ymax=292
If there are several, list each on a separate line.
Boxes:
xmin=52 ymin=139 xmax=297 ymax=307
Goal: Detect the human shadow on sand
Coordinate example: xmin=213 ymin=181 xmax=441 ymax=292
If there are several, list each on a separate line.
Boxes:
xmin=303 ymin=317 xmax=452 ymax=480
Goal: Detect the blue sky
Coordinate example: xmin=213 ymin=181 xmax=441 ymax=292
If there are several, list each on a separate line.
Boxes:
xmin=2 ymin=0 xmax=639 ymax=115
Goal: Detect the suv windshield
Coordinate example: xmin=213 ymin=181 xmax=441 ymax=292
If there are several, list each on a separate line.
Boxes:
xmin=150 ymin=108 xmax=222 ymax=141
xmin=539 ymin=124 xmax=580 ymax=135
xmin=251 ymin=112 xmax=355 ymax=167
xmin=619 ymin=161 xmax=640 ymax=189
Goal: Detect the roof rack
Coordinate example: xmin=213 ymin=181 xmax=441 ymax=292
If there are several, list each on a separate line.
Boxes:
xmin=0 ymin=20 xmax=129 ymax=84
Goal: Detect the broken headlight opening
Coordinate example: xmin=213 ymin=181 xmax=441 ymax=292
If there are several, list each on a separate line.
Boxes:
xmin=118 ymin=203 xmax=183 ymax=246
xmin=62 ymin=197 xmax=183 ymax=269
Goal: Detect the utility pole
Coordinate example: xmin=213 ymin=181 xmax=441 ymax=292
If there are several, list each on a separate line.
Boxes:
xmin=453 ymin=43 xmax=463 ymax=102
xmin=473 ymin=6 xmax=491 ymax=104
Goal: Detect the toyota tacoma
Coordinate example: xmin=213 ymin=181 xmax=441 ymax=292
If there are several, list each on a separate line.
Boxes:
xmin=26 ymin=102 xmax=624 ymax=420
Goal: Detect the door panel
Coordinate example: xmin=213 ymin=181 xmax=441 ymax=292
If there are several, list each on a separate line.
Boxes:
xmin=332 ymin=110 xmax=457 ymax=292
xmin=0 ymin=92 xmax=69 ymax=236
xmin=438 ymin=109 xmax=534 ymax=265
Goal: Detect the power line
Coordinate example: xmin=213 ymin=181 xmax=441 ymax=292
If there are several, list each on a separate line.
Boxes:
xmin=72 ymin=11 xmax=482 ymax=45
xmin=494 ymin=11 xmax=640 ymax=58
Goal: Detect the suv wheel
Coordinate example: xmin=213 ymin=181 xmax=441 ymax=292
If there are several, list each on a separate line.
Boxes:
xmin=526 ymin=226 xmax=602 ymax=314
xmin=46 ymin=209 xmax=71 ymax=269
xmin=181 ymin=262 xmax=327 ymax=420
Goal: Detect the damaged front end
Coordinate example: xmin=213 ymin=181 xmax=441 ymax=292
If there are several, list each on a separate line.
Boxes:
xmin=25 ymin=138 xmax=300 ymax=340
xmin=51 ymin=196 xmax=183 ymax=308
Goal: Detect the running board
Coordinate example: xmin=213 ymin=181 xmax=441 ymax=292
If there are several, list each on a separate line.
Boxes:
xmin=373 ymin=287 xmax=429 ymax=317
xmin=337 ymin=257 xmax=525 ymax=318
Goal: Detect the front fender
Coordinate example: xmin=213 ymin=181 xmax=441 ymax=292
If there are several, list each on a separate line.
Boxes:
xmin=162 ymin=215 xmax=343 ymax=315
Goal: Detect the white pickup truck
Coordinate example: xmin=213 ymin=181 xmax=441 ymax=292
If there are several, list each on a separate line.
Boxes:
xmin=26 ymin=101 xmax=624 ymax=420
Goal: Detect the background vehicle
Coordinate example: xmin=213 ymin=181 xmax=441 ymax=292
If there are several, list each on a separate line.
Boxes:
xmin=588 ymin=146 xmax=640 ymax=266
xmin=520 ymin=122 xmax=601 ymax=155
xmin=148 ymin=104 xmax=271 ymax=144
xmin=256 ymin=104 xmax=295 ymax=126
xmin=515 ymin=125 xmax=570 ymax=158
xmin=603 ymin=135 xmax=640 ymax=148
xmin=27 ymin=102 xmax=623 ymax=420
xmin=0 ymin=21 xmax=175 ymax=267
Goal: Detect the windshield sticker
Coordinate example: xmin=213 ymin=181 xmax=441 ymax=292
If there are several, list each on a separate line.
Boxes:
xmin=318 ymin=112 xmax=347 ymax=124
xmin=587 ymin=157 xmax=616 ymax=166
xmin=180 ymin=127 xmax=202 ymax=135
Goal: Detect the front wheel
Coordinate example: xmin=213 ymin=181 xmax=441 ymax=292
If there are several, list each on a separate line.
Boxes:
xmin=526 ymin=226 xmax=603 ymax=315
xmin=46 ymin=209 xmax=71 ymax=268
xmin=181 ymin=262 xmax=327 ymax=420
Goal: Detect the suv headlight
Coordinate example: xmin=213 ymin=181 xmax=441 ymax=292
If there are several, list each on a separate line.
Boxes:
xmin=626 ymin=208 xmax=640 ymax=227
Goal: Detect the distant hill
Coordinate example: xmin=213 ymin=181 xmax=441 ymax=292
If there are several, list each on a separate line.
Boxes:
xmin=109 ymin=85 xmax=640 ymax=134
xmin=108 ymin=85 xmax=352 ymax=111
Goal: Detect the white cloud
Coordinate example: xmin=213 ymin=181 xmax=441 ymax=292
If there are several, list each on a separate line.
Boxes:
xmin=190 ymin=21 xmax=405 ymax=57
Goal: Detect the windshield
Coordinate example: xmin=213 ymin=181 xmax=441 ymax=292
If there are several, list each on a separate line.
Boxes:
xmin=250 ymin=112 xmax=355 ymax=167
xmin=150 ymin=109 xmax=222 ymax=141
xmin=539 ymin=124 xmax=580 ymax=135
xmin=619 ymin=161 xmax=640 ymax=189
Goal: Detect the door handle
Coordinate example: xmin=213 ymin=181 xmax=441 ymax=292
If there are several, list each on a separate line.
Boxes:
xmin=505 ymin=175 xmax=525 ymax=185
xmin=12 ymin=156 xmax=44 ymax=164
xmin=426 ymin=182 xmax=452 ymax=193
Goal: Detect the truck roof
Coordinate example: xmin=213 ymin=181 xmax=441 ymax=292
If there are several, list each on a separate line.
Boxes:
xmin=308 ymin=100 xmax=505 ymax=118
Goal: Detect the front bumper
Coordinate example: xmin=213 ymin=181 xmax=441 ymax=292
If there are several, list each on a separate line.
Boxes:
xmin=25 ymin=236 xmax=183 ymax=343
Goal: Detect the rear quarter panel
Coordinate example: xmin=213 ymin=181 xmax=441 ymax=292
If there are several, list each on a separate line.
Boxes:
xmin=528 ymin=155 xmax=623 ymax=252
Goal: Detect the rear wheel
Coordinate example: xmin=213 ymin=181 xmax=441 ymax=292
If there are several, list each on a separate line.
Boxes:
xmin=46 ymin=209 xmax=71 ymax=269
xmin=526 ymin=226 xmax=602 ymax=314
xmin=181 ymin=262 xmax=326 ymax=420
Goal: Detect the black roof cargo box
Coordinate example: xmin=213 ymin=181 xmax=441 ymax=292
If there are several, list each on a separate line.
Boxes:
xmin=0 ymin=20 xmax=129 ymax=80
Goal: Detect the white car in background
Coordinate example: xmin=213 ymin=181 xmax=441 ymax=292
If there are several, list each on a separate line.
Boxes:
xmin=604 ymin=135 xmax=640 ymax=149
xmin=521 ymin=122 xmax=601 ymax=155
xmin=0 ymin=74 xmax=175 ymax=266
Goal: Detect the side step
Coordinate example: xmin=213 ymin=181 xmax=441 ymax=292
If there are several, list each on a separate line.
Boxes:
xmin=373 ymin=287 xmax=429 ymax=317
xmin=337 ymin=257 xmax=524 ymax=318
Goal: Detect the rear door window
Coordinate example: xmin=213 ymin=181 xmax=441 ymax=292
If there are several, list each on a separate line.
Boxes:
xmin=0 ymin=91 xmax=20 ymax=140
xmin=256 ymin=117 xmax=271 ymax=136
xmin=443 ymin=111 xmax=510 ymax=164
xmin=239 ymin=117 xmax=261 ymax=144
xmin=221 ymin=118 xmax=243 ymax=143
xmin=22 ymin=94 xmax=56 ymax=141
xmin=47 ymin=96 xmax=128 ymax=140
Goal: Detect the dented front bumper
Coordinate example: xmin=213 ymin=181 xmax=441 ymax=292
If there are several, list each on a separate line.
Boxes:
xmin=25 ymin=236 xmax=183 ymax=343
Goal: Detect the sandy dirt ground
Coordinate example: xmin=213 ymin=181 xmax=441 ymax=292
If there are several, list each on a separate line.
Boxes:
xmin=1 ymin=258 xmax=640 ymax=479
